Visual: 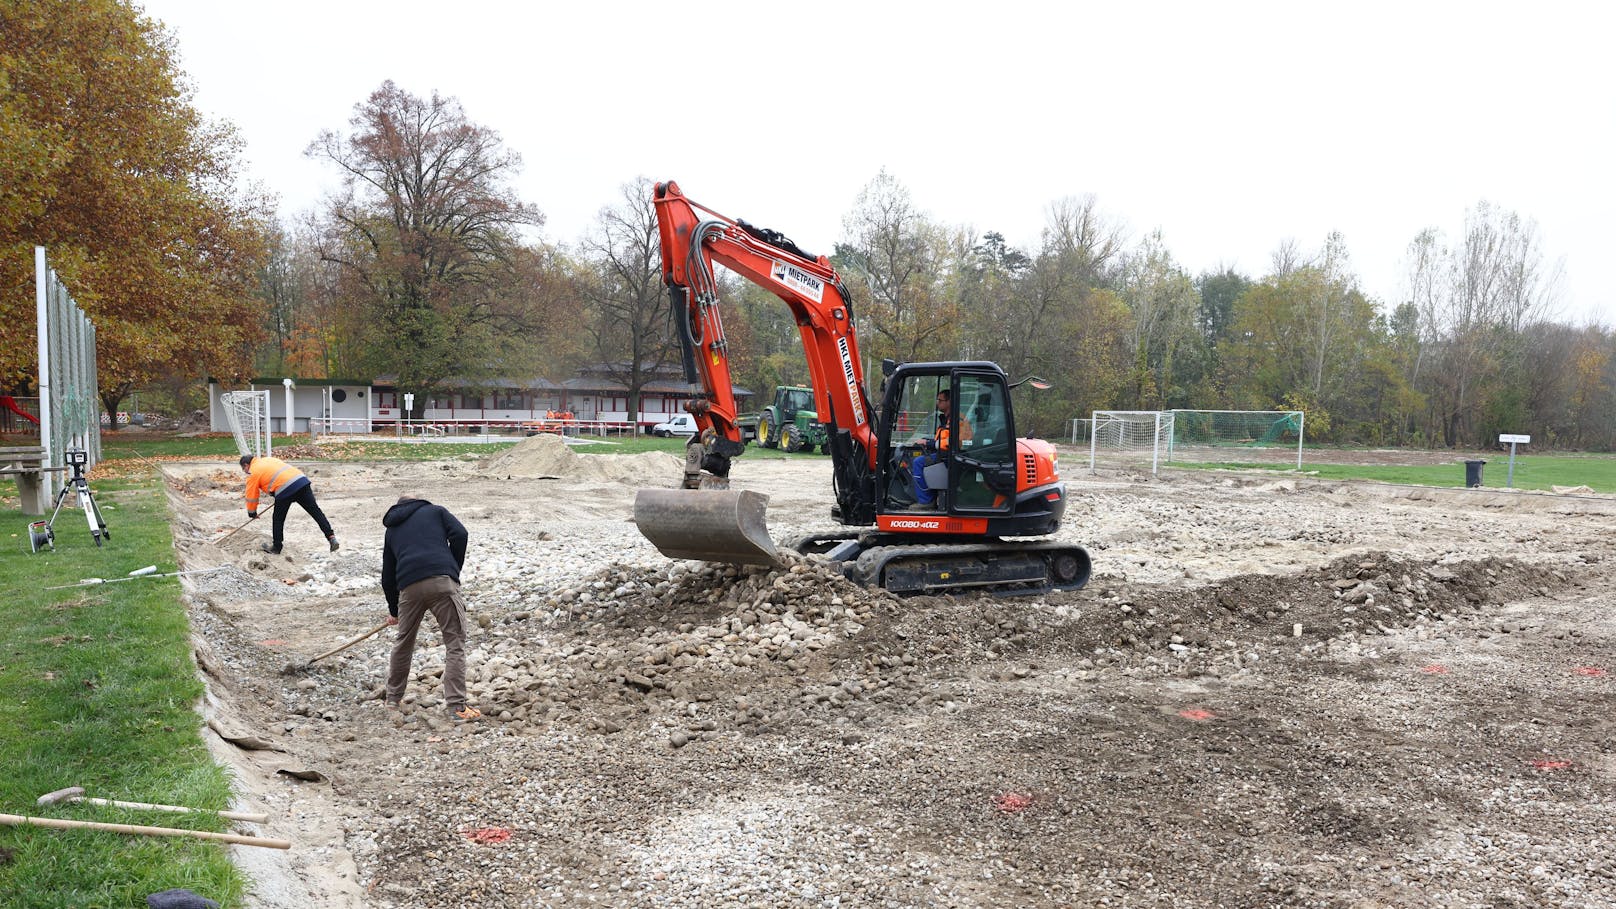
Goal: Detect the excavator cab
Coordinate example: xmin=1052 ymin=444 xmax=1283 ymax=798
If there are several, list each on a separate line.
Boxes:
xmin=879 ymin=367 xmax=1018 ymax=518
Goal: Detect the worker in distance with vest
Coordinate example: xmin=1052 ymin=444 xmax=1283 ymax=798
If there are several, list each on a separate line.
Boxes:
xmin=241 ymin=454 xmax=339 ymax=554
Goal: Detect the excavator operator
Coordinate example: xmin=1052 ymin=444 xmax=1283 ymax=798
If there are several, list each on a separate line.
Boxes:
xmin=910 ymin=389 xmax=971 ymax=509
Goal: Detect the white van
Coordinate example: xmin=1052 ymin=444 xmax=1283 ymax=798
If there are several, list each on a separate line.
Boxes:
xmin=651 ymin=413 xmax=697 ymax=437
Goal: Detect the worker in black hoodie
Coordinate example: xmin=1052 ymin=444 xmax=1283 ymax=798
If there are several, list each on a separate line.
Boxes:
xmin=380 ymin=495 xmax=479 ymax=720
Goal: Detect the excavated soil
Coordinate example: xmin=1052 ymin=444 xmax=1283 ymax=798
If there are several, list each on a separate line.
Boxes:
xmin=160 ymin=437 xmax=1616 ymax=908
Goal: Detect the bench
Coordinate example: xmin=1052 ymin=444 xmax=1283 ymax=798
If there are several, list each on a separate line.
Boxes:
xmin=0 ymin=446 xmax=57 ymax=515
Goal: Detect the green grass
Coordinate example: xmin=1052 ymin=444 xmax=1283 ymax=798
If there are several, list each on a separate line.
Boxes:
xmin=1172 ymin=454 xmax=1616 ymax=492
xmin=96 ymin=435 xmax=239 ymax=460
xmin=0 ymin=477 xmax=245 ymax=908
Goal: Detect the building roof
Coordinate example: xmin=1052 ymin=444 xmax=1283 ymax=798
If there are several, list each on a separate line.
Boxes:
xmin=247 ymin=377 xmax=373 ymax=387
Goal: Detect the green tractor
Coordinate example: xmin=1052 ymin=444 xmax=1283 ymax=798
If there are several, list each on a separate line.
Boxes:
xmin=746 ymin=385 xmax=829 ymax=454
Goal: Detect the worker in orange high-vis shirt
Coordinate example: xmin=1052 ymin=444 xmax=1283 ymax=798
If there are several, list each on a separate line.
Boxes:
xmin=241 ymin=454 xmax=338 ymax=555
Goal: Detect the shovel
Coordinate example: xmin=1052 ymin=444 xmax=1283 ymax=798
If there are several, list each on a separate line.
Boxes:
xmin=280 ymin=621 xmax=391 ymax=675
xmin=213 ymin=511 xmax=260 ymax=544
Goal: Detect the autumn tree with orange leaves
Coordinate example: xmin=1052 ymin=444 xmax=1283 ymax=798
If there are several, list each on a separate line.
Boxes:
xmin=0 ymin=0 xmax=272 ymax=425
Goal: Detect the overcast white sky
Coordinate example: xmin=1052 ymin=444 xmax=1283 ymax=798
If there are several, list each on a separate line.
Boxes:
xmin=139 ymin=0 xmax=1612 ymax=324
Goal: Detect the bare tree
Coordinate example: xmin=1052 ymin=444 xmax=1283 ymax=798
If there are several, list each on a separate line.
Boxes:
xmin=1269 ymin=238 xmax=1307 ymax=278
xmin=1119 ymin=231 xmax=1198 ymax=408
xmin=835 ymin=171 xmax=957 ymax=362
xmin=1306 ymin=232 xmax=1357 ymax=401
xmin=577 ymin=178 xmax=676 ymax=426
xmin=1407 ymin=202 xmax=1563 ymax=445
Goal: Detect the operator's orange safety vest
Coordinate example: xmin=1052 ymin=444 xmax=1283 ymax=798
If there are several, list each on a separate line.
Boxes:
xmin=244 ymin=456 xmax=306 ymax=511
xmin=938 ymin=416 xmax=973 ymax=451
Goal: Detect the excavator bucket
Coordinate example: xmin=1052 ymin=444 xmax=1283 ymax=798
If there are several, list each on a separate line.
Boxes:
xmin=632 ymin=488 xmax=783 ymax=568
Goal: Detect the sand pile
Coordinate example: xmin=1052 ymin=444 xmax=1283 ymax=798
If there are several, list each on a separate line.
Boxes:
xmin=476 ymin=432 xmax=682 ymax=483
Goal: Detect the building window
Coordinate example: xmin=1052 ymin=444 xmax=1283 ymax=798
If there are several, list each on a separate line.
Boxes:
xmin=495 ymin=392 xmax=524 ymax=410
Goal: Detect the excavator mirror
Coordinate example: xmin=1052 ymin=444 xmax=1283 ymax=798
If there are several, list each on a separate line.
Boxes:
xmin=881 ymin=358 xmax=896 ymax=377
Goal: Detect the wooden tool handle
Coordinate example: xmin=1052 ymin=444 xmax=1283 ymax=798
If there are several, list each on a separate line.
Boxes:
xmin=0 ymin=812 xmax=291 ymax=849
xmin=310 ymin=621 xmax=391 ymax=664
xmin=77 ymin=796 xmax=270 ymax=825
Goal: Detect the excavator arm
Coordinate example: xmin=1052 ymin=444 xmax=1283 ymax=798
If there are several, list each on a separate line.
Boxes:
xmin=652 ymin=180 xmax=877 ymax=472
xmin=634 ymin=181 xmax=881 ymax=566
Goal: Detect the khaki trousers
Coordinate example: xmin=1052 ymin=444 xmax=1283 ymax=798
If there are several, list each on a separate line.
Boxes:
xmin=385 ymin=575 xmax=469 ymax=711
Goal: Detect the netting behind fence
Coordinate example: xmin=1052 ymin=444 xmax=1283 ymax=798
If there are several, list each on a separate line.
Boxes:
xmin=1169 ymin=410 xmax=1304 ymax=468
xmin=36 ymin=247 xmax=100 ymax=498
xmin=220 ymin=390 xmax=271 ymax=457
xmin=1085 ymin=409 xmax=1307 ymax=474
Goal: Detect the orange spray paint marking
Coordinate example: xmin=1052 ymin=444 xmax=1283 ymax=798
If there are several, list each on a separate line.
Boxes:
xmin=1573 ymin=667 xmax=1607 ymax=677
xmin=463 ymin=827 xmax=512 ymax=844
xmin=1419 ymin=665 xmax=1449 ymax=674
xmin=993 ymin=793 xmax=1034 ymax=813
xmin=258 ymin=639 xmax=286 ymax=646
xmin=1530 ymin=760 xmax=1571 ymax=771
xmin=1178 ymin=708 xmax=1216 ymax=721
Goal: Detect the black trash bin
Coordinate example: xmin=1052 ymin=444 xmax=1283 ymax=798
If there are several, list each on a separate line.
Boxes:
xmin=1464 ymin=459 xmax=1487 ymax=488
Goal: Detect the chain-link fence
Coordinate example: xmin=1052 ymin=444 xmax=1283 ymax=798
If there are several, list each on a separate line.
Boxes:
xmin=35 ymin=247 xmax=100 ymax=499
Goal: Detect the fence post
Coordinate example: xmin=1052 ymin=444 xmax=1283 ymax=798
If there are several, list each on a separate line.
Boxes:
xmin=1151 ymin=411 xmax=1162 ymax=477
xmin=1088 ymin=411 xmax=1099 ymax=474
xmin=35 ymin=247 xmax=52 ymax=500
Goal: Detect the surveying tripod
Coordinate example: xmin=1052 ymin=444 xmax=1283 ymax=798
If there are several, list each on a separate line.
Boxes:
xmin=30 ymin=448 xmax=109 ymax=552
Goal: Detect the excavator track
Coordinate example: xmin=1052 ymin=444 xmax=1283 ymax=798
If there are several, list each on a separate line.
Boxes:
xmin=786 ymin=532 xmax=1090 ymax=596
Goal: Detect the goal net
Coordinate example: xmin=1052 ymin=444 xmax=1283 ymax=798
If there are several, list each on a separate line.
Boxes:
xmin=1168 ymin=410 xmax=1305 ymax=469
xmin=1089 ymin=410 xmax=1175 ymax=477
xmin=220 ymin=390 xmax=272 ymax=458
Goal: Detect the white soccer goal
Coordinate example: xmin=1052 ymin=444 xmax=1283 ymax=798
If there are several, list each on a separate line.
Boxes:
xmin=220 ymin=390 xmax=272 ymax=457
xmin=1168 ymin=410 xmax=1305 ymax=469
xmin=1089 ymin=410 xmax=1175 ymax=477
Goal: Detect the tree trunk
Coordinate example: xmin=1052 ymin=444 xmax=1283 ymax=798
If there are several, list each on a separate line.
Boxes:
xmin=100 ymin=382 xmax=132 ymax=433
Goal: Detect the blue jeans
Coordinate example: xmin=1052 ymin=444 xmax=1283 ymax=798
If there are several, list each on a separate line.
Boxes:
xmin=911 ymin=452 xmax=940 ymax=504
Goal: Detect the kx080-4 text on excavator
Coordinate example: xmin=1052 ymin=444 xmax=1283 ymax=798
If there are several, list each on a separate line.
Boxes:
xmin=632 ymin=181 xmax=1091 ymax=596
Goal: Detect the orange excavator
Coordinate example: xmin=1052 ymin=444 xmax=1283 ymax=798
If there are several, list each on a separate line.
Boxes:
xmin=632 ymin=181 xmax=1090 ymax=595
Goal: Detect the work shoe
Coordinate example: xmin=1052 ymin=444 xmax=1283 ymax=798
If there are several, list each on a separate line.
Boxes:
xmin=259 ymin=542 xmax=282 ymax=554
xmin=328 ymin=535 xmax=340 ymax=552
xmin=450 ymin=706 xmax=482 ymax=723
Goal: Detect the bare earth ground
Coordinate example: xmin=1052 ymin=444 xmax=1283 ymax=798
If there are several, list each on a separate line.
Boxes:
xmin=160 ymin=439 xmax=1616 ymax=909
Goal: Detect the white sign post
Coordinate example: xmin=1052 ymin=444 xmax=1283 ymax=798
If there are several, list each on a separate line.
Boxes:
xmin=281 ymin=378 xmax=295 ymax=440
xmin=1498 ymin=434 xmax=1530 ymax=488
xmin=403 ymin=393 xmax=415 ymax=438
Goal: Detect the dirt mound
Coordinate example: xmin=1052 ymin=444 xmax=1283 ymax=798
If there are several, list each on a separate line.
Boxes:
xmin=475 ymin=432 xmax=681 ymax=483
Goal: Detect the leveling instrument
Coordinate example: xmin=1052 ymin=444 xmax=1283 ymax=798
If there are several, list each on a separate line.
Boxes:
xmin=30 ymin=448 xmax=108 ymax=552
